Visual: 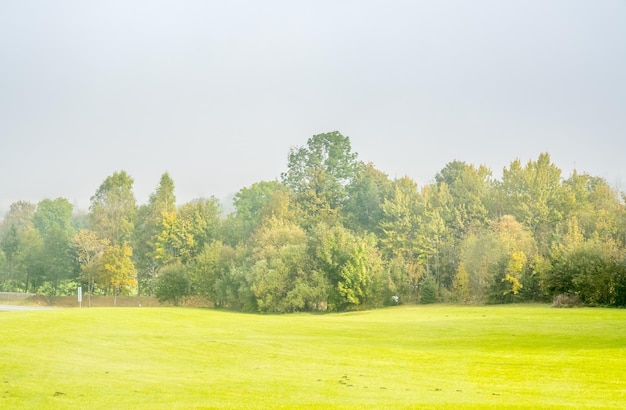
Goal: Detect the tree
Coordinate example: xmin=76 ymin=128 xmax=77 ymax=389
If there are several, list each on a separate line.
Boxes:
xmin=486 ymin=215 xmax=538 ymax=303
xmin=176 ymin=197 xmax=222 ymax=259
xmin=307 ymin=223 xmax=385 ymax=310
xmin=0 ymin=201 xmax=36 ymax=238
xmin=73 ymin=229 xmax=109 ymax=306
xmin=33 ymin=198 xmax=74 ymax=237
xmin=454 ymin=230 xmax=504 ymax=303
xmin=33 ymin=198 xmax=77 ymax=295
xmin=336 ymin=234 xmax=386 ymax=309
xmin=545 ymin=239 xmax=625 ymax=306
xmin=134 ymin=172 xmax=177 ymax=296
xmin=18 ymin=226 xmax=46 ymax=293
xmin=90 ymin=171 xmax=137 ymax=246
xmin=343 ymin=162 xmax=393 ymax=235
xmin=562 ymin=172 xmax=625 ymax=243
xmin=97 ymin=243 xmax=137 ymax=298
xmin=435 ymin=161 xmax=493 ymax=235
xmin=378 ymin=177 xmax=425 ymax=300
xmin=420 ymin=185 xmax=456 ymax=290
xmin=454 ymin=215 xmax=537 ymax=304
xmin=281 ymin=131 xmax=359 ymax=227
xmin=419 ymin=274 xmax=438 ymax=304
xmin=0 ymin=201 xmax=51 ymax=293
xmin=498 ymin=154 xmax=565 ymax=254
xmin=190 ymin=241 xmax=236 ymax=308
xmin=231 ymin=181 xmax=288 ymax=235
xmin=39 ymin=225 xmax=77 ymax=295
xmin=155 ymin=262 xmax=190 ymax=306
xmin=247 ymin=219 xmax=327 ymax=313
xmin=1 ymin=225 xmax=21 ymax=291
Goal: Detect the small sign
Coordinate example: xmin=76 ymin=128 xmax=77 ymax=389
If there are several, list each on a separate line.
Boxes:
xmin=77 ymin=286 xmax=82 ymax=307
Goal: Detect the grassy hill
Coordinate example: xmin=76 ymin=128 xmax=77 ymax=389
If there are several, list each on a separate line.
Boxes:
xmin=1 ymin=305 xmax=625 ymax=409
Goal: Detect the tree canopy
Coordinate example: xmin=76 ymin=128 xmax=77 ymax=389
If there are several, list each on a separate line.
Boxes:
xmin=1 ymin=132 xmax=625 ymax=311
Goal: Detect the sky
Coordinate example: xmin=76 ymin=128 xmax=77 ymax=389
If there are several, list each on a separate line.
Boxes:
xmin=1 ymin=0 xmax=625 ymax=215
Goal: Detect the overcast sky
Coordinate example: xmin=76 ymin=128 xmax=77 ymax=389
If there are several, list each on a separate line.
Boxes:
xmin=1 ymin=0 xmax=625 ymax=214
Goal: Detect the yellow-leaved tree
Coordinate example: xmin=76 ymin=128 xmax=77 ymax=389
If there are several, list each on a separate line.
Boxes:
xmin=98 ymin=243 xmax=137 ymax=299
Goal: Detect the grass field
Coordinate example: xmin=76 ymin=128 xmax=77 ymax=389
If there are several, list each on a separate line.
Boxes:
xmin=1 ymin=304 xmax=625 ymax=409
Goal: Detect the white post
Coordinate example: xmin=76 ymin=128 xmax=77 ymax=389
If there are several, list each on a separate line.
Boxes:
xmin=77 ymin=286 xmax=82 ymax=308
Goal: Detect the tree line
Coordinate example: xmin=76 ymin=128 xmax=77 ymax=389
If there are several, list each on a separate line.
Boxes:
xmin=1 ymin=131 xmax=625 ymax=310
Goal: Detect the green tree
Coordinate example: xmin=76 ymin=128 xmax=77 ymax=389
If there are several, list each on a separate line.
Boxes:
xmin=247 ymin=219 xmax=327 ymax=313
xmin=33 ymin=198 xmax=77 ymax=295
xmin=343 ymin=162 xmax=393 ymax=235
xmin=378 ymin=177 xmax=425 ymax=300
xmin=134 ymin=172 xmax=177 ymax=295
xmin=546 ymin=239 xmax=625 ymax=306
xmin=155 ymin=262 xmax=190 ymax=306
xmin=33 ymin=198 xmax=74 ymax=237
xmin=0 ymin=201 xmax=36 ymax=238
xmin=176 ymin=197 xmax=222 ymax=258
xmin=336 ymin=234 xmax=386 ymax=309
xmin=419 ymin=274 xmax=438 ymax=304
xmin=454 ymin=230 xmax=504 ymax=303
xmin=228 ymin=181 xmax=289 ymax=242
xmin=308 ymin=223 xmax=385 ymax=310
xmin=0 ymin=201 xmax=37 ymax=291
xmin=18 ymin=226 xmax=46 ymax=293
xmin=486 ymin=215 xmax=538 ymax=303
xmin=562 ymin=172 xmax=625 ymax=243
xmin=435 ymin=161 xmax=493 ymax=235
xmin=190 ymin=241 xmax=236 ymax=308
xmin=281 ymin=131 xmax=359 ymax=227
xmin=498 ymin=153 xmax=565 ymax=254
xmin=0 ymin=225 xmax=21 ymax=291
xmin=39 ymin=225 xmax=77 ymax=295
xmin=90 ymin=171 xmax=137 ymax=246
xmin=420 ymin=185 xmax=456 ymax=290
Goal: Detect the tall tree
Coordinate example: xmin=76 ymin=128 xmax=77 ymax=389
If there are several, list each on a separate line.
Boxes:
xmin=176 ymin=197 xmax=222 ymax=258
xmin=33 ymin=198 xmax=74 ymax=237
xmin=73 ymin=229 xmax=109 ymax=306
xmin=281 ymin=131 xmax=359 ymax=227
xmin=227 ymin=181 xmax=291 ymax=244
xmin=486 ymin=215 xmax=538 ymax=302
xmin=89 ymin=171 xmax=137 ymax=246
xmin=0 ymin=201 xmax=36 ymax=238
xmin=0 ymin=201 xmax=37 ymax=292
xmin=343 ymin=162 xmax=393 ymax=235
xmin=0 ymin=225 xmax=21 ymax=291
xmin=435 ymin=161 xmax=493 ymax=236
xmin=562 ymin=172 xmax=624 ymax=243
xmin=379 ymin=177 xmax=422 ymax=259
xmin=134 ymin=172 xmax=177 ymax=295
xmin=33 ymin=198 xmax=77 ymax=294
xmin=498 ymin=153 xmax=565 ymax=254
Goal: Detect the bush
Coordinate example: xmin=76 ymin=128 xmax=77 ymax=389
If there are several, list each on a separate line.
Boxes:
xmin=419 ymin=275 xmax=438 ymax=304
xmin=155 ymin=264 xmax=190 ymax=306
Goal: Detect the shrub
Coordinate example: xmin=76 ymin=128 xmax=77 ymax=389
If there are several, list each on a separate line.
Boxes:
xmin=155 ymin=264 xmax=190 ymax=306
xmin=419 ymin=275 xmax=438 ymax=304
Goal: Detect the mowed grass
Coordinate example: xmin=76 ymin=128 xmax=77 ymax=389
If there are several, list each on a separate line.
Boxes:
xmin=1 ymin=305 xmax=625 ymax=409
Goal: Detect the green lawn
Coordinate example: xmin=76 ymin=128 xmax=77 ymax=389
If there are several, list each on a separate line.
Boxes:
xmin=1 ymin=304 xmax=625 ymax=409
